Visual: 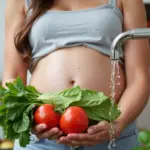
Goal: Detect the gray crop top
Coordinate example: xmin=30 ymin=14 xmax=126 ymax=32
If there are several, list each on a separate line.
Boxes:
xmin=25 ymin=0 xmax=124 ymax=73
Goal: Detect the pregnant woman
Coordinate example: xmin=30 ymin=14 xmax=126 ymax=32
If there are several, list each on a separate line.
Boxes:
xmin=3 ymin=0 xmax=150 ymax=150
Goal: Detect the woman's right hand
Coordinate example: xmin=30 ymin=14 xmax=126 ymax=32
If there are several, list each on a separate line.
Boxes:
xmin=33 ymin=124 xmax=63 ymax=140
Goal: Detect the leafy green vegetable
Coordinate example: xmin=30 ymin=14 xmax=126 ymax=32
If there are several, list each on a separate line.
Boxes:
xmin=133 ymin=130 xmax=150 ymax=150
xmin=19 ymin=130 xmax=30 ymax=147
xmin=0 ymin=77 xmax=121 ymax=147
xmin=133 ymin=148 xmax=146 ymax=150
xmin=6 ymin=124 xmax=20 ymax=140
xmin=138 ymin=130 xmax=150 ymax=145
xmin=147 ymin=143 xmax=150 ymax=148
xmin=70 ymin=89 xmax=120 ymax=121
xmin=7 ymin=105 xmax=28 ymax=121
xmin=13 ymin=112 xmax=30 ymax=133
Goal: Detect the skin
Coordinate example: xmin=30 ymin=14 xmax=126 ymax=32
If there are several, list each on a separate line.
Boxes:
xmin=3 ymin=0 xmax=150 ymax=147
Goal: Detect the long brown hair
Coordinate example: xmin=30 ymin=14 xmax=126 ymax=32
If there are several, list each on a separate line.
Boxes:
xmin=14 ymin=0 xmax=53 ymax=63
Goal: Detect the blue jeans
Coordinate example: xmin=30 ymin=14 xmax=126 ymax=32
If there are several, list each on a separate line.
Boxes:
xmin=14 ymin=121 xmax=139 ymax=150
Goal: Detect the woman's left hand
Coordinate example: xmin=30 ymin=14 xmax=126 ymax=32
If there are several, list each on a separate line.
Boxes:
xmin=57 ymin=121 xmax=120 ymax=147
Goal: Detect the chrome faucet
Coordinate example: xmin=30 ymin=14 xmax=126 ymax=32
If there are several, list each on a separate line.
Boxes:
xmin=110 ymin=28 xmax=150 ymax=60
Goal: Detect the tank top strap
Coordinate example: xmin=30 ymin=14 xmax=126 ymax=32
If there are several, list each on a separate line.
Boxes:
xmin=109 ymin=0 xmax=117 ymax=6
xmin=25 ymin=0 xmax=31 ymax=8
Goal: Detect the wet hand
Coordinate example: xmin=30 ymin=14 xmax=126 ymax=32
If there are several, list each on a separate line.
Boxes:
xmin=57 ymin=121 xmax=119 ymax=147
xmin=33 ymin=124 xmax=63 ymax=140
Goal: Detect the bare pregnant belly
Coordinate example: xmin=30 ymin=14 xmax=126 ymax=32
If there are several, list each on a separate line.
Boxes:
xmin=30 ymin=47 xmax=126 ymax=102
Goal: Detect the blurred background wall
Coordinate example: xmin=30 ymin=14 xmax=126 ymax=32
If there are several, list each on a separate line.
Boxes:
xmin=0 ymin=0 xmax=5 ymax=80
xmin=0 ymin=0 xmax=150 ymax=138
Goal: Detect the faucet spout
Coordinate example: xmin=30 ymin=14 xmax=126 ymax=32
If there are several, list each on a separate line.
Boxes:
xmin=111 ymin=28 xmax=150 ymax=60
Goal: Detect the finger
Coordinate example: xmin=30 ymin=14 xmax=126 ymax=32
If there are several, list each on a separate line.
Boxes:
xmin=33 ymin=124 xmax=47 ymax=134
xmin=66 ymin=135 xmax=106 ymax=147
xmin=96 ymin=131 xmax=109 ymax=140
xmin=59 ymin=133 xmax=105 ymax=147
xmin=67 ymin=131 xmax=107 ymax=141
xmin=50 ymin=131 xmax=63 ymax=140
xmin=67 ymin=133 xmax=93 ymax=141
xmin=37 ymin=127 xmax=59 ymax=139
xmin=87 ymin=121 xmax=109 ymax=134
xmin=67 ymin=140 xmax=95 ymax=147
xmin=57 ymin=131 xmax=63 ymax=137
xmin=59 ymin=136 xmax=82 ymax=147
xmin=57 ymin=136 xmax=72 ymax=146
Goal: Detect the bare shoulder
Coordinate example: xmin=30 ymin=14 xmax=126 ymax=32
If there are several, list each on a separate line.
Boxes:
xmin=121 ymin=0 xmax=145 ymax=9
xmin=119 ymin=0 xmax=149 ymax=79
xmin=6 ymin=0 xmax=25 ymax=10
xmin=5 ymin=0 xmax=26 ymax=23
xmin=120 ymin=0 xmax=147 ymax=29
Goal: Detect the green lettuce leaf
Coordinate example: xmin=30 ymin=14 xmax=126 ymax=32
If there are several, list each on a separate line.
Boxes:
xmin=0 ymin=77 xmax=121 ymax=148
xmin=13 ymin=113 xmax=30 ymax=133
xmin=19 ymin=130 xmax=30 ymax=147
xmin=6 ymin=124 xmax=19 ymax=140
xmin=7 ymin=104 xmax=28 ymax=121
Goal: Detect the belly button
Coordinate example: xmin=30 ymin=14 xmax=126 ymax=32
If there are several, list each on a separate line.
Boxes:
xmin=70 ymin=80 xmax=75 ymax=85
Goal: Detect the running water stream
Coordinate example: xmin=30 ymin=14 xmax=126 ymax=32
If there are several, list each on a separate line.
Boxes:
xmin=108 ymin=60 xmax=121 ymax=150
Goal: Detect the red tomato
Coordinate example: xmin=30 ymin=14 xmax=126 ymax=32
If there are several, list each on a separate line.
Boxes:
xmin=60 ymin=106 xmax=89 ymax=134
xmin=34 ymin=104 xmax=60 ymax=129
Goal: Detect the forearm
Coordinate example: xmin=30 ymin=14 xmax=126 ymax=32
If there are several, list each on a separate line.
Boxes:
xmin=2 ymin=72 xmax=27 ymax=87
xmin=116 ymin=79 xmax=150 ymax=133
xmin=2 ymin=78 xmax=16 ymax=87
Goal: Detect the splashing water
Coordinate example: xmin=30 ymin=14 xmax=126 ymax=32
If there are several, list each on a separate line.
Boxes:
xmin=108 ymin=60 xmax=121 ymax=150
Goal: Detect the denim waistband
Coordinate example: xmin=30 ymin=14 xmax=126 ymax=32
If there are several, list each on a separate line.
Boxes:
xmin=118 ymin=121 xmax=138 ymax=140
